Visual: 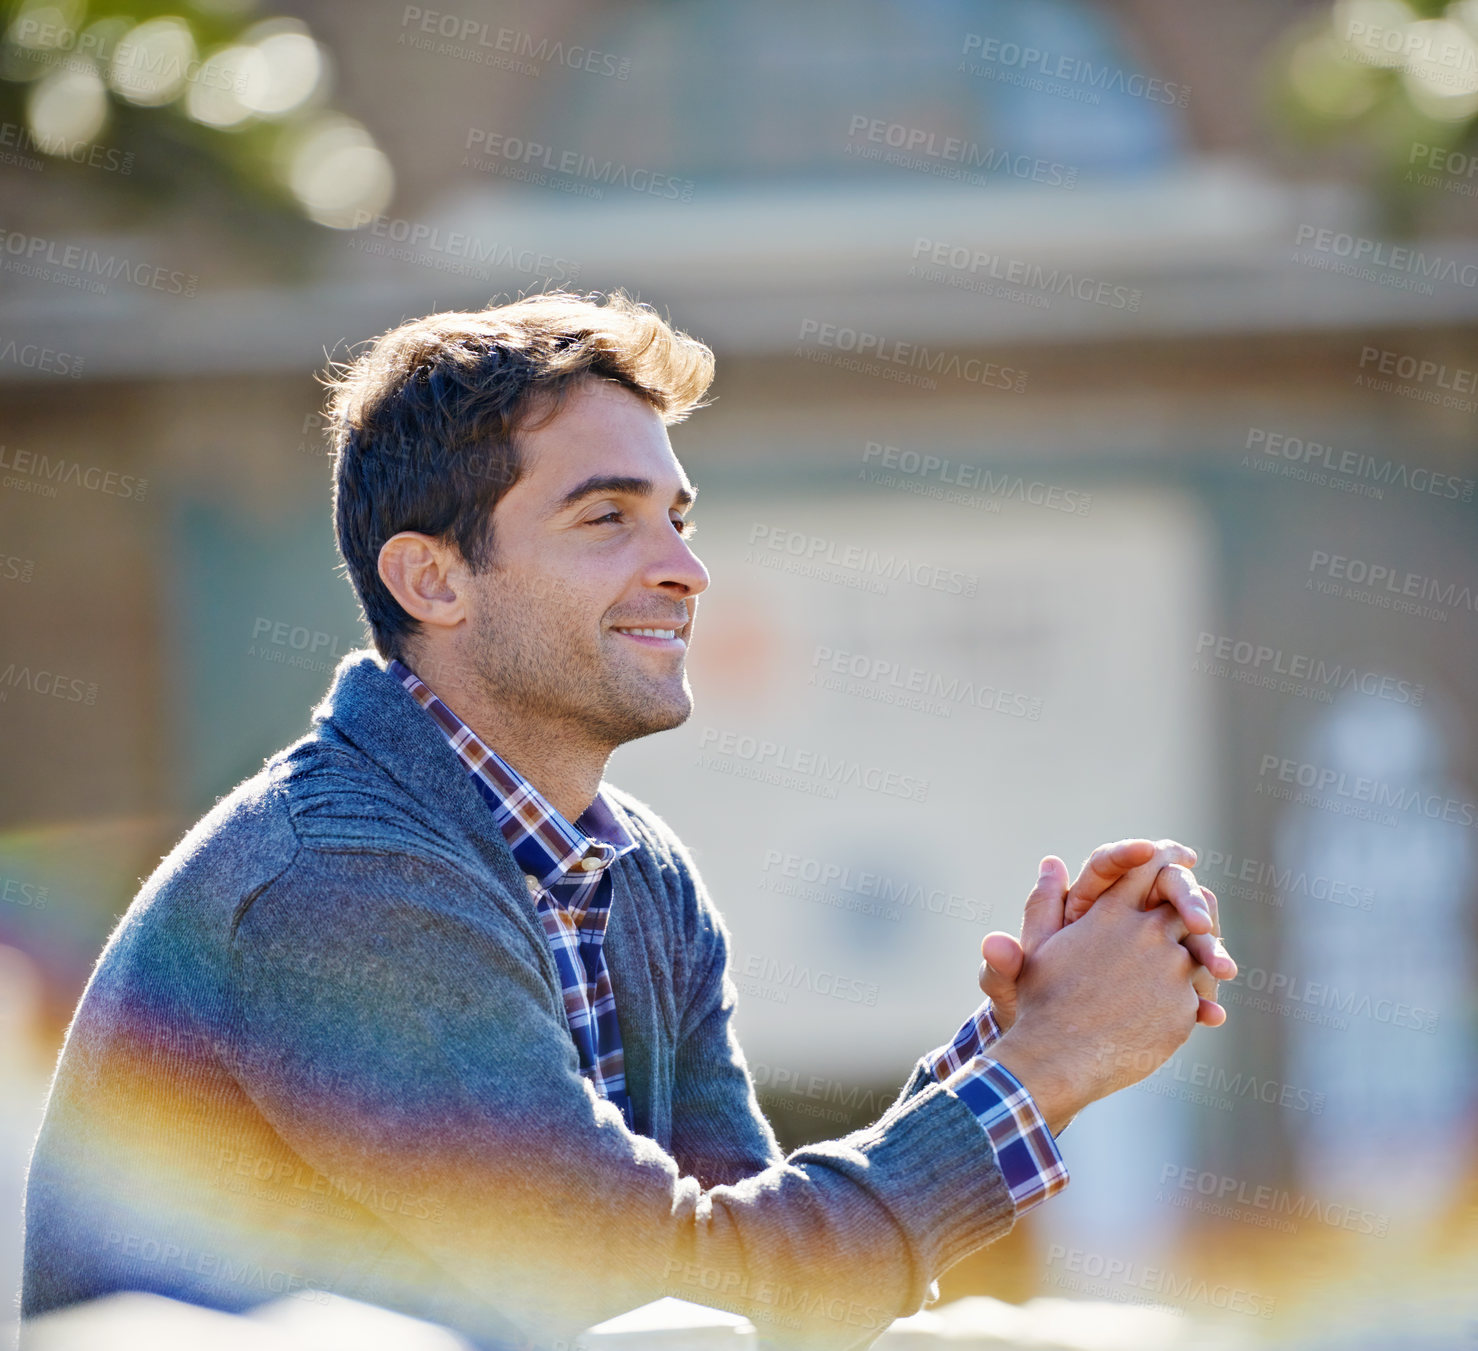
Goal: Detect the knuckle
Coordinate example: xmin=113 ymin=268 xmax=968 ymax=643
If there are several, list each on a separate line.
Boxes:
xmin=1159 ymin=840 xmax=1194 ymax=867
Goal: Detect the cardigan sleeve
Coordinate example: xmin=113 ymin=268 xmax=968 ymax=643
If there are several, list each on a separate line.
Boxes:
xmin=229 ymin=846 xmax=1018 ymax=1350
xmin=666 ymin=877 xmax=787 ymax=1187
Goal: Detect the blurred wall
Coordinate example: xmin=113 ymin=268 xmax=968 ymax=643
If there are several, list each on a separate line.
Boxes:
xmin=1 ymin=0 xmax=1476 ymax=1341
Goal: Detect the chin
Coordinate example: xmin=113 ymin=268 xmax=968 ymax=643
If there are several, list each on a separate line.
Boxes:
xmin=619 ymin=686 xmax=693 ymax=741
xmin=649 ymin=691 xmax=694 ymax=732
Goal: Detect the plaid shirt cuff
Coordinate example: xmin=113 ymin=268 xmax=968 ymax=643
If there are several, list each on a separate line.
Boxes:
xmin=922 ymin=998 xmax=1003 ymax=1080
xmin=943 ymin=1058 xmax=1069 ymax=1215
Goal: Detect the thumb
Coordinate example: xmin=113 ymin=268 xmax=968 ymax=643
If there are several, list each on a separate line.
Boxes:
xmin=978 ymin=931 xmax=1024 ymax=1030
xmin=1021 ymin=856 xmax=1069 ymax=955
xmin=980 ymin=931 xmax=1023 ymax=980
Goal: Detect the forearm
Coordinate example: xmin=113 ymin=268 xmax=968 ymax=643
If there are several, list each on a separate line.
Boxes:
xmin=658 ymin=1085 xmax=1019 ymax=1344
xmin=232 ymin=854 xmax=1021 ymax=1348
xmin=240 ymin=1038 xmax=1017 ymax=1346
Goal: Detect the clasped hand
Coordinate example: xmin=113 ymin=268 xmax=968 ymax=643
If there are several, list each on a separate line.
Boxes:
xmin=980 ymin=839 xmax=1236 ymax=1029
xmin=972 ymin=840 xmax=1237 ymax=1133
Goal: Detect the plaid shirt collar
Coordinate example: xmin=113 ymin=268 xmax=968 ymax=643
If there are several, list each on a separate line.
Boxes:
xmin=387 ymin=660 xmax=639 ymax=901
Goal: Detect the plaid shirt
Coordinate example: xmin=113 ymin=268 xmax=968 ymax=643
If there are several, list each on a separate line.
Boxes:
xmin=393 ymin=660 xmax=1066 ymax=1216
xmin=390 ymin=660 xmax=640 ymax=1130
xmin=923 ymin=1002 xmax=1069 ymax=1213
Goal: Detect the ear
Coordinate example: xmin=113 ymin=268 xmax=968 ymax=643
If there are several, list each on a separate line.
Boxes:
xmin=378 ymin=532 xmax=467 ymax=634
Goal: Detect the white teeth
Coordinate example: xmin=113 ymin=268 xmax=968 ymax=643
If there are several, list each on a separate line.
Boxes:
xmin=620 ymin=628 xmax=678 ymax=639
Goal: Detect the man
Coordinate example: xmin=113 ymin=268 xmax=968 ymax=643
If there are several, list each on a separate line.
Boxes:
xmin=22 ymin=291 xmax=1235 ymax=1350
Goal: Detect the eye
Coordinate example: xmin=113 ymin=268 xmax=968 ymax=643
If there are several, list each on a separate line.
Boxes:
xmin=582 ymin=510 xmax=696 ymax=537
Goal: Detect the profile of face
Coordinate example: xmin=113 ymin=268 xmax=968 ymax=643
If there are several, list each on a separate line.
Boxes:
xmin=458 ymin=378 xmax=709 ymax=749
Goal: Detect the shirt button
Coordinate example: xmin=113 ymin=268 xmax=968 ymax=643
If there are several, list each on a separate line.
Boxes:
xmin=579 ymin=855 xmax=603 ymax=872
xmin=524 ymin=874 xmax=542 ymax=895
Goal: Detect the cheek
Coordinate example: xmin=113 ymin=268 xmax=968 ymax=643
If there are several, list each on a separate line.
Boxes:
xmin=514 ymin=560 xmax=608 ymax=636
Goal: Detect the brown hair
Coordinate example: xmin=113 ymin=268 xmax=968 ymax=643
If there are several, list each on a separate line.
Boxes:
xmin=325 ymin=290 xmax=714 ymax=661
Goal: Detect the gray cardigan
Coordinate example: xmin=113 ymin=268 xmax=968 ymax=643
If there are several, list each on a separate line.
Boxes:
xmin=22 ymin=652 xmax=1016 ymax=1349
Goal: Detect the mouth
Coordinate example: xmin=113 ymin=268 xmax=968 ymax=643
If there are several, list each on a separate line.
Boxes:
xmin=609 ymin=617 xmax=690 ymax=651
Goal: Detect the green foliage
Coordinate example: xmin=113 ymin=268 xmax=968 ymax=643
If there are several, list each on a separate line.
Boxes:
xmin=1271 ymin=0 xmax=1478 ymax=215
xmin=0 ymin=0 xmax=392 ymax=233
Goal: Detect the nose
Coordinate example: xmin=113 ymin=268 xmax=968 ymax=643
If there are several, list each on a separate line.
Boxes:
xmin=646 ymin=519 xmax=709 ymax=599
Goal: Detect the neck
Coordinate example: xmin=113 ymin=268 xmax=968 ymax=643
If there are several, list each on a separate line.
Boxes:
xmin=473 ymin=715 xmax=610 ymax=826
xmin=399 ymin=648 xmax=610 ymax=826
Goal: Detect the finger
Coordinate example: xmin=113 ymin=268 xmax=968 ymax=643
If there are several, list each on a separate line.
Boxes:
xmin=1201 ymin=884 xmax=1221 ymax=939
xmin=1065 ymin=839 xmax=1156 ymax=918
xmin=1190 ymin=955 xmax=1222 ymax=1025
xmin=1021 ymin=857 xmax=1069 ymax=955
xmin=1065 ymin=838 xmax=1198 ymax=922
xmin=1150 ymin=902 xmax=1192 ymax=947
xmin=1192 ymin=963 xmax=1219 ymax=1003
xmin=1196 ymin=998 xmax=1227 ymax=1027
xmin=980 ymin=931 xmax=1024 ymax=981
xmin=1083 ymin=841 xmax=1199 ymax=924
xmin=1183 ymin=930 xmax=1236 ymax=981
xmin=1148 ymin=863 xmax=1215 ymax=935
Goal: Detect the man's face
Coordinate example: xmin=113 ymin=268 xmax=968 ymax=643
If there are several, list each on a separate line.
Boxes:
xmin=458 ymin=378 xmax=708 ymax=749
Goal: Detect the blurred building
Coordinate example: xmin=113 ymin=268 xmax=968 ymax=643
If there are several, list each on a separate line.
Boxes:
xmin=1 ymin=0 xmax=1475 ymax=1334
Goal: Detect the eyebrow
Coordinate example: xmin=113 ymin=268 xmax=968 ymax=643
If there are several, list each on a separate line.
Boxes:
xmin=550 ymin=474 xmax=698 ymax=515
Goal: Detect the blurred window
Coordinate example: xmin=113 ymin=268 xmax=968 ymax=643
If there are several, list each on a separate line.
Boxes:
xmin=558 ymin=0 xmax=1186 ymax=182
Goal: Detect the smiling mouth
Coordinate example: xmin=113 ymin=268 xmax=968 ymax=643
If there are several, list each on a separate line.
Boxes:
xmin=610 ymin=620 xmax=690 ymax=648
